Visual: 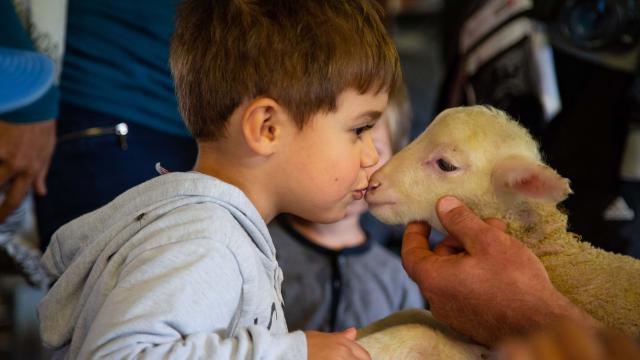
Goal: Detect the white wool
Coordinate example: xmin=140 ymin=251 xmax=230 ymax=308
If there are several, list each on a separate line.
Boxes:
xmin=360 ymin=106 xmax=640 ymax=359
xmin=357 ymin=309 xmax=490 ymax=360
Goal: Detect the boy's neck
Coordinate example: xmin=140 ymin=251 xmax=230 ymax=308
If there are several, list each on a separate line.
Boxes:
xmin=194 ymin=142 xmax=277 ymax=223
xmin=288 ymin=214 xmax=367 ymax=251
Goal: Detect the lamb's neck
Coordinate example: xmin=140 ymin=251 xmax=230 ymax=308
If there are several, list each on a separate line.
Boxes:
xmin=504 ymin=201 xmax=573 ymax=254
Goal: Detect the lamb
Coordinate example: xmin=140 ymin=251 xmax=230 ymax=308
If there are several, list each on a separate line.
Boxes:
xmin=357 ymin=105 xmax=640 ymax=359
xmin=356 ymin=308 xmax=491 ymax=360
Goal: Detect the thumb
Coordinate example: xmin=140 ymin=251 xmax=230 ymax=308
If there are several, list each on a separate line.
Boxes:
xmin=436 ymin=196 xmax=495 ymax=254
xmin=339 ymin=327 xmax=357 ymax=340
xmin=485 ymin=218 xmax=507 ymax=232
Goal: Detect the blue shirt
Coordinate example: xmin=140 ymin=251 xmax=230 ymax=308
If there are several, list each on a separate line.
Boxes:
xmin=61 ymin=0 xmax=189 ymax=137
xmin=1 ymin=0 xmax=189 ymax=136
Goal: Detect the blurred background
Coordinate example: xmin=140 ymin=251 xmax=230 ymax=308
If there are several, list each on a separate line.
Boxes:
xmin=373 ymin=0 xmax=640 ymax=261
xmin=1 ymin=0 xmax=639 ymax=358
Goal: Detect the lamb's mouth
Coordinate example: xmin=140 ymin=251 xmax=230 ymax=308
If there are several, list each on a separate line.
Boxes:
xmin=365 ymin=200 xmax=397 ymax=209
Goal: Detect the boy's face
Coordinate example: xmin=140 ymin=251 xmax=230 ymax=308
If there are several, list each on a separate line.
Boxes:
xmin=345 ymin=116 xmax=393 ymax=218
xmin=279 ymin=89 xmax=389 ymax=223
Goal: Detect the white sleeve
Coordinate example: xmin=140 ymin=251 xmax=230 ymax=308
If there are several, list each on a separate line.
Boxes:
xmin=77 ymin=237 xmax=307 ymax=359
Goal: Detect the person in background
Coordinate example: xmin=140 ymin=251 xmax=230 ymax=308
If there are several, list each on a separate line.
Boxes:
xmin=0 ymin=0 xmax=61 ymax=288
xmin=0 ymin=1 xmax=198 ymax=250
xmin=0 ymin=1 xmax=60 ymax=236
xmin=269 ymin=86 xmax=424 ymax=332
xmin=34 ymin=0 xmax=199 ymax=249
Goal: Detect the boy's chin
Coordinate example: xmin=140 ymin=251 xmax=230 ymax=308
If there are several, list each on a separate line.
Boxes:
xmin=345 ymin=200 xmax=367 ymax=218
xmin=305 ymin=209 xmax=349 ymax=224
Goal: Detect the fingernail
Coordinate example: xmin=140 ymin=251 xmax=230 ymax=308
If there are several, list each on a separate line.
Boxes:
xmin=438 ymin=196 xmax=461 ymax=214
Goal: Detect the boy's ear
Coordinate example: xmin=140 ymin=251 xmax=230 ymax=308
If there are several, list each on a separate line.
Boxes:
xmin=241 ymin=98 xmax=284 ymax=156
xmin=491 ymin=155 xmax=572 ymax=204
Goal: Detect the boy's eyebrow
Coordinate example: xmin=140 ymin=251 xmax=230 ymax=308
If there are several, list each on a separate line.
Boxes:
xmin=353 ymin=110 xmax=383 ymax=122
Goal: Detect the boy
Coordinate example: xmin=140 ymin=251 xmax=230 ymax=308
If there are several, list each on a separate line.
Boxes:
xmin=270 ymin=87 xmax=425 ymax=332
xmin=38 ymin=0 xmax=399 ymax=358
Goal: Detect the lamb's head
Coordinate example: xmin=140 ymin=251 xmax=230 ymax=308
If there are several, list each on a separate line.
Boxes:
xmin=365 ymin=105 xmax=572 ymax=234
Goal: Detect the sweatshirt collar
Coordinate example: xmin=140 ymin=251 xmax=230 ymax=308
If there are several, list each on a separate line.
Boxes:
xmin=277 ymin=216 xmax=372 ymax=256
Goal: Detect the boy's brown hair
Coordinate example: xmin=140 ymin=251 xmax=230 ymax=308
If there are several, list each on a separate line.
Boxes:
xmin=171 ymin=0 xmax=401 ymax=141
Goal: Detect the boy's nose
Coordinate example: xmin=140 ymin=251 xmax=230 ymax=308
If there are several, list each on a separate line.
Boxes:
xmin=362 ymin=136 xmax=379 ymax=168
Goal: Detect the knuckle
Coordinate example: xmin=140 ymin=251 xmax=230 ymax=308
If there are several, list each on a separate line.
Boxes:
xmin=477 ymin=226 xmax=496 ymax=241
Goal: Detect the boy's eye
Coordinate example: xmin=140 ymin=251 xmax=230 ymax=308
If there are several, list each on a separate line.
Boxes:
xmin=353 ymin=125 xmax=374 ymax=136
xmin=437 ymin=158 xmax=458 ymax=172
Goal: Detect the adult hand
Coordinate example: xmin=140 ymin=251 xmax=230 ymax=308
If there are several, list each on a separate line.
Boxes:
xmin=0 ymin=119 xmax=56 ymax=222
xmin=498 ymin=319 xmax=640 ymax=360
xmin=401 ymin=196 xmax=600 ymax=346
xmin=306 ymin=327 xmax=371 ymax=360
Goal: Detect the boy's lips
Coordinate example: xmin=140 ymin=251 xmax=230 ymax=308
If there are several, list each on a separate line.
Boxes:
xmin=352 ymin=188 xmax=367 ymax=200
xmin=351 ymin=179 xmax=369 ymax=200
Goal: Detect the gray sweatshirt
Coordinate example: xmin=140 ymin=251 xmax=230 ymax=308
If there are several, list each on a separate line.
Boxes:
xmin=38 ymin=172 xmax=307 ymax=359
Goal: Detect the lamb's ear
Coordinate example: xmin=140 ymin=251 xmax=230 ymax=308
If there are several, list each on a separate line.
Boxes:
xmin=491 ymin=155 xmax=572 ymax=203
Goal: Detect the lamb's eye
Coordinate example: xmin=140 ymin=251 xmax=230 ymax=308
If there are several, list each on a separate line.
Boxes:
xmin=437 ymin=158 xmax=458 ymax=172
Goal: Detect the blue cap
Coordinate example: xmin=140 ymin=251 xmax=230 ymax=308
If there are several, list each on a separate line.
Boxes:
xmin=0 ymin=47 xmax=55 ymax=113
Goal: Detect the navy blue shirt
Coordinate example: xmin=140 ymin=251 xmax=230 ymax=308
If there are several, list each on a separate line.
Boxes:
xmin=61 ymin=0 xmax=189 ymax=137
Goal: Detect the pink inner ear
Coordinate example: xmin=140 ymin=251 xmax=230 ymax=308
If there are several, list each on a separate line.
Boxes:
xmin=493 ymin=156 xmax=572 ymax=203
xmin=514 ymin=172 xmax=567 ymax=201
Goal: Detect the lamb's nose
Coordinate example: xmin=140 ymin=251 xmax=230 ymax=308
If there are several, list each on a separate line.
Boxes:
xmin=367 ymin=181 xmax=381 ymax=193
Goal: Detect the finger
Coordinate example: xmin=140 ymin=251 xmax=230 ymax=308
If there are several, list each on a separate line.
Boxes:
xmin=0 ymin=176 xmax=30 ymax=222
xmin=35 ymin=125 xmax=56 ymax=196
xmin=348 ymin=341 xmax=372 ymax=360
xmin=34 ymin=167 xmax=48 ymax=196
xmin=599 ymin=327 xmax=640 ymax=359
xmin=340 ymin=327 xmax=357 ymax=340
xmin=497 ymin=339 xmax=535 ymax=360
xmin=433 ymin=237 xmax=464 ymax=256
xmin=401 ymin=221 xmax=434 ymax=278
xmin=549 ymin=321 xmax=602 ymax=360
xmin=0 ymin=163 xmax=15 ymax=188
xmin=436 ymin=196 xmax=499 ymax=254
xmin=485 ymin=218 xmax=507 ymax=232
xmin=529 ymin=330 xmax=572 ymax=360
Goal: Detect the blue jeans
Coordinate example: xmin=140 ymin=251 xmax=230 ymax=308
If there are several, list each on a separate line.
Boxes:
xmin=35 ymin=102 xmax=197 ymax=250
